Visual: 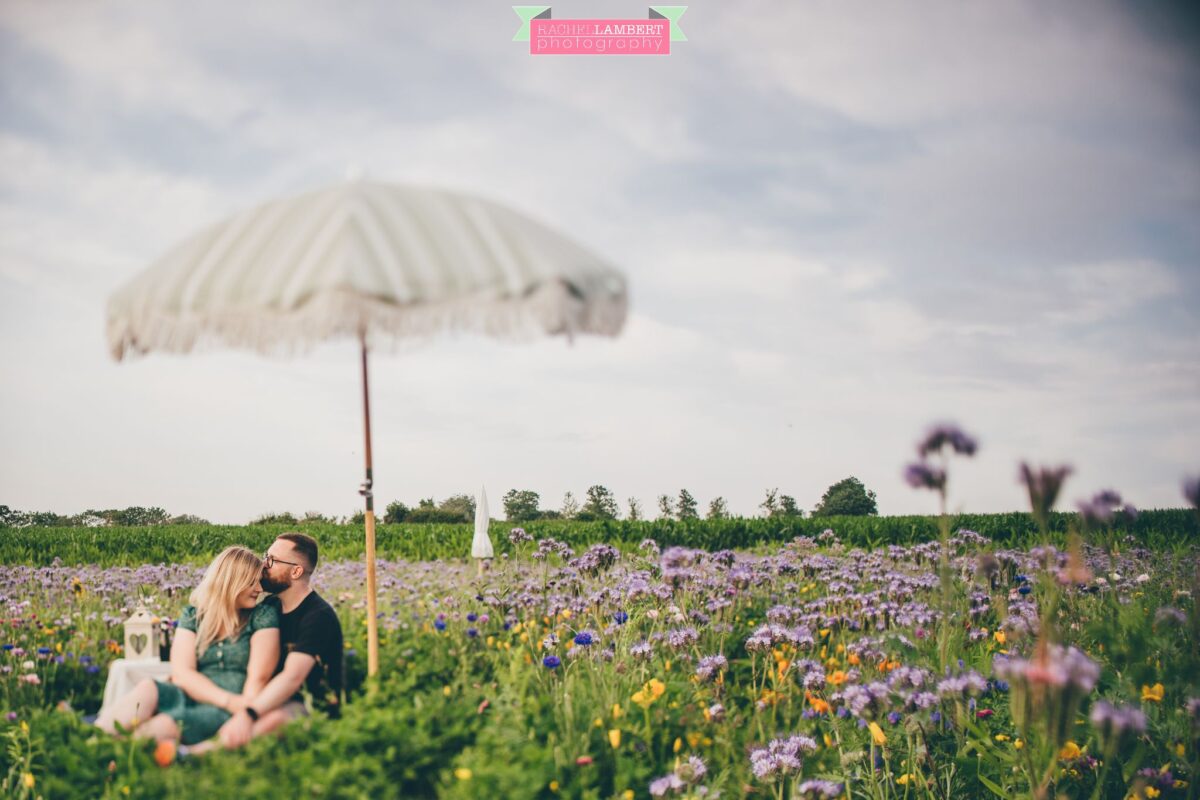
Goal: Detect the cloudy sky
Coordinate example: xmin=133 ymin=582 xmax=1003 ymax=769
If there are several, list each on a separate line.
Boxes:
xmin=1 ymin=1 xmax=1197 ymax=524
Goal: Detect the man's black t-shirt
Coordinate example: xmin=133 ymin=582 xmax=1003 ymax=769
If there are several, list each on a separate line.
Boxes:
xmin=278 ymin=590 xmax=344 ymax=717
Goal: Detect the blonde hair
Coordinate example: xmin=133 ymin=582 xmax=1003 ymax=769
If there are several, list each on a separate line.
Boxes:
xmin=189 ymin=546 xmax=262 ymax=656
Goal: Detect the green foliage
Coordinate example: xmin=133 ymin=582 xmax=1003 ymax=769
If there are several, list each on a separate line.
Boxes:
xmin=501 ymin=490 xmax=542 ymax=522
xmin=0 ymin=510 xmax=1197 ymax=566
xmin=812 ymin=476 xmax=878 ymax=517
xmin=676 ymin=489 xmax=698 ymax=519
xmin=578 ymin=485 xmax=618 ymax=521
xmin=559 ymin=492 xmax=579 ymax=520
xmin=383 ymin=501 xmax=409 ymax=524
xmin=656 ymin=494 xmax=673 ymax=520
xmin=706 ymin=497 xmax=729 ymax=520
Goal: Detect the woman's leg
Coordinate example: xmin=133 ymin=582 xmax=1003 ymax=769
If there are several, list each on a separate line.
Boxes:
xmin=136 ymin=712 xmax=181 ymax=743
xmin=95 ymin=678 xmax=159 ymax=735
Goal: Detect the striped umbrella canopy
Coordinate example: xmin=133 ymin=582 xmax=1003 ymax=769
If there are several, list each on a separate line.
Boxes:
xmin=106 ymin=179 xmax=628 ymax=676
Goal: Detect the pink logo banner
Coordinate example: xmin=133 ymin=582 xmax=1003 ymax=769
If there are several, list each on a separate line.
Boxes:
xmin=531 ymin=18 xmax=670 ymax=55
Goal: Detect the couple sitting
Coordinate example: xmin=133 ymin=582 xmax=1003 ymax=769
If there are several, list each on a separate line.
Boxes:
xmin=96 ymin=533 xmax=344 ymax=756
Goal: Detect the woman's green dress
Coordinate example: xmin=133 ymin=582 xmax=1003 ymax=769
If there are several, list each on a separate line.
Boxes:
xmin=154 ymin=600 xmax=280 ymax=744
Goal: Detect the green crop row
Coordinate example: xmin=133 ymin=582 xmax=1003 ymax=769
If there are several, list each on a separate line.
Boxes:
xmin=0 ymin=509 xmax=1195 ymax=566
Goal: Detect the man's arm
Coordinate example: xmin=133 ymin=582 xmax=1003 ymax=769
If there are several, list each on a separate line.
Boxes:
xmin=217 ymin=651 xmax=314 ymax=749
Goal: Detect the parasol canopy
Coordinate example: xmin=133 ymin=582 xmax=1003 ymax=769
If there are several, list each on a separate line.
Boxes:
xmin=106 ymin=179 xmax=628 ymax=676
xmin=107 ymin=179 xmax=627 ymax=360
xmin=472 ymin=485 xmax=494 ymax=563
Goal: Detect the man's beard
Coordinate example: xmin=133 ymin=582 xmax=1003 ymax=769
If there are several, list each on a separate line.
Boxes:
xmin=260 ymin=574 xmax=290 ymax=593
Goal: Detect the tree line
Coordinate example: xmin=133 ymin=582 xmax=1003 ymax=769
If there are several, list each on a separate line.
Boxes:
xmin=0 ymin=477 xmax=878 ymax=528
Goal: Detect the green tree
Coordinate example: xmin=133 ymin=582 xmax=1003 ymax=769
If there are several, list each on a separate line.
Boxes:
xmin=760 ymin=489 xmax=779 ymax=517
xmin=502 ymin=490 xmax=542 ymax=522
xmin=579 ymin=485 xmax=619 ymax=520
xmin=706 ymin=497 xmax=730 ymax=520
xmin=812 ymin=476 xmax=878 ymax=517
xmin=627 ymin=497 xmax=642 ymax=521
xmin=657 ymin=494 xmax=674 ymax=520
xmin=560 ymin=491 xmax=580 ymax=519
xmin=437 ymin=494 xmax=476 ymax=522
xmin=677 ymin=489 xmax=699 ymax=519
xmin=778 ymin=494 xmax=803 ymax=518
xmin=383 ymin=501 xmax=410 ymax=524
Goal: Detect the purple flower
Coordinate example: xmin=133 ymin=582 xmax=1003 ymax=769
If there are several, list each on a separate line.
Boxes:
xmin=749 ymin=734 xmax=817 ymax=780
xmin=1090 ymin=700 xmax=1147 ymax=744
xmin=1019 ymin=463 xmax=1072 ymax=523
xmin=917 ymin=423 xmax=978 ymax=458
xmin=904 ymin=462 xmax=946 ymax=491
xmin=1184 ymin=476 xmax=1200 ymax=509
xmin=796 ymin=780 xmax=845 ymax=800
xmin=542 ymin=655 xmax=561 ymax=669
xmin=508 ymin=527 xmax=532 ymax=544
xmin=695 ymin=654 xmax=727 ymax=682
xmin=4 ymin=712 xmax=16 ymax=722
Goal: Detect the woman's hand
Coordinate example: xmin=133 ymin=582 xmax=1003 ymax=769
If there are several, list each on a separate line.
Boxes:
xmin=223 ymin=693 xmax=249 ymax=714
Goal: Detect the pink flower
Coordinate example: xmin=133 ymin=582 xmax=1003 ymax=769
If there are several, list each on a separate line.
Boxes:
xmin=21 ymin=673 xmax=40 ymax=685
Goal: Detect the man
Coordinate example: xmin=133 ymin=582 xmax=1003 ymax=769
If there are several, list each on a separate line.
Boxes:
xmin=216 ymin=532 xmax=344 ymax=749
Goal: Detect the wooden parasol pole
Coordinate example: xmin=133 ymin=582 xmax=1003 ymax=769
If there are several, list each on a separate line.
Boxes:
xmin=359 ymin=333 xmax=380 ymax=678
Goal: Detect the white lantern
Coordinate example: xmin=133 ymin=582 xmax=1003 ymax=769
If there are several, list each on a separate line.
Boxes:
xmin=123 ymin=605 xmax=159 ymax=661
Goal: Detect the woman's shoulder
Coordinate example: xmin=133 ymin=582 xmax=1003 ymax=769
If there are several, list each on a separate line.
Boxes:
xmin=250 ymin=597 xmax=282 ymax=631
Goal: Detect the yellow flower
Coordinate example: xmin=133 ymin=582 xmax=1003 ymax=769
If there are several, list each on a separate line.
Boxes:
xmin=1059 ymin=741 xmax=1081 ymax=760
xmin=609 ymin=729 xmax=622 ymax=749
xmin=593 ymin=717 xmax=603 ymax=728
xmin=20 ymin=721 xmax=29 ymax=733
xmin=22 ymin=773 xmax=35 ymax=789
xmin=994 ymin=630 xmax=1006 ymax=645
xmin=442 ymin=685 xmax=452 ymax=696
xmin=612 ymin=703 xmax=624 ymax=719
xmin=454 ymin=768 xmax=472 ymax=781
xmin=868 ymin=721 xmax=887 ymax=746
xmin=896 ymin=774 xmax=915 ymax=786
xmin=623 ymin=792 xmax=635 ymax=800
xmin=995 ymin=734 xmax=1010 ymax=742
xmin=1014 ymin=739 xmax=1024 ymax=750
xmin=632 ymin=678 xmax=666 ymax=709
xmin=549 ymin=780 xmax=559 ymax=792
xmin=1176 ymin=743 xmax=1186 ymax=758
xmin=673 ymin=737 xmax=682 ymax=753
xmin=560 ymin=609 xmax=572 ymax=620
xmin=1142 ymin=683 xmax=1165 ymax=703
xmin=1145 ymin=787 xmax=1161 ymax=799
xmin=827 ymin=670 xmax=848 ymax=686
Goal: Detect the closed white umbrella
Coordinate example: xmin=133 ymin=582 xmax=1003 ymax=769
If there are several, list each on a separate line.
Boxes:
xmin=472 ymin=485 xmax=493 ymax=575
xmin=107 ymin=179 xmax=627 ymax=676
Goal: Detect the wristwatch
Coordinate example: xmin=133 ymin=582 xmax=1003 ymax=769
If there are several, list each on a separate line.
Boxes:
xmin=245 ymin=706 xmax=260 ymax=722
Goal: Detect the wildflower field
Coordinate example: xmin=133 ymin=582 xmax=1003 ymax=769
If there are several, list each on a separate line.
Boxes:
xmin=3 ymin=447 xmax=1199 ymax=798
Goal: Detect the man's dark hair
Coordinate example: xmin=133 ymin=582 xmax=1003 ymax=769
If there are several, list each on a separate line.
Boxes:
xmin=277 ymin=532 xmax=319 ymax=572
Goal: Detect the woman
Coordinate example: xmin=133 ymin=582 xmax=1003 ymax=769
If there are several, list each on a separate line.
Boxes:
xmin=96 ymin=546 xmax=281 ymax=750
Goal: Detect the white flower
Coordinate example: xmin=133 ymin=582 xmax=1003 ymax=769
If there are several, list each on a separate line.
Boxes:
xmin=1135 ymin=574 xmax=1150 ymax=584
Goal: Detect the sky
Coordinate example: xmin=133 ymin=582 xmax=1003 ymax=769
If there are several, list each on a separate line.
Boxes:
xmin=1 ymin=0 xmax=1197 ymax=524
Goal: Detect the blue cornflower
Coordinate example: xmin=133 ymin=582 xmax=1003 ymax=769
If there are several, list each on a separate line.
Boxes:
xmin=543 ymin=655 xmax=561 ymax=669
xmin=466 ymin=627 xmax=479 ymax=638
xmin=466 ymin=613 xmax=478 ymax=622
xmin=1018 ymin=585 xmax=1032 ymax=595
xmin=573 ymin=632 xmax=594 ymax=646
xmin=613 ymin=611 xmax=629 ymax=625
xmin=85 ymin=665 xmax=100 ymax=674
xmin=36 ymin=647 xmax=51 ymax=656
xmin=434 ymin=619 xmax=447 ymax=631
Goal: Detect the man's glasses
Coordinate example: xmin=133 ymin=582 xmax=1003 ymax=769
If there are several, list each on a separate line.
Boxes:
xmin=263 ymin=553 xmax=302 ymax=570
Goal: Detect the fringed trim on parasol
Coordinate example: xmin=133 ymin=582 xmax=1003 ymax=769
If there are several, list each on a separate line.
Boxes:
xmin=106 ymin=282 xmax=627 ymax=361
